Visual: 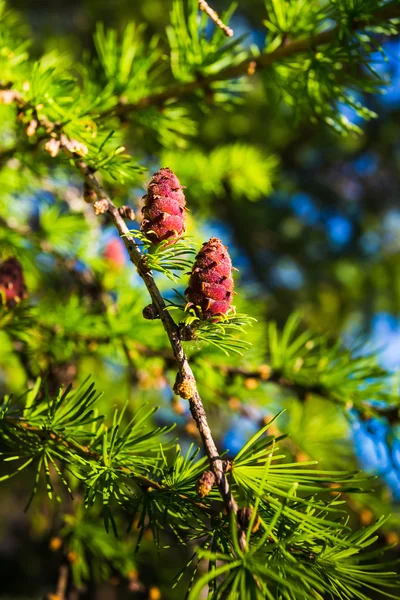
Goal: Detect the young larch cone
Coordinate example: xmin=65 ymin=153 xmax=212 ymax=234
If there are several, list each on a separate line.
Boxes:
xmin=185 ymin=238 xmax=234 ymax=319
xmin=0 ymin=258 xmax=27 ymax=308
xmin=141 ymin=167 xmax=186 ymax=244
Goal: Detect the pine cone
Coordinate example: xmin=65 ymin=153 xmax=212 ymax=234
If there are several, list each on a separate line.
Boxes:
xmin=0 ymin=258 xmax=27 ymax=308
xmin=185 ymin=238 xmax=234 ymax=319
xmin=141 ymin=167 xmax=186 ymax=244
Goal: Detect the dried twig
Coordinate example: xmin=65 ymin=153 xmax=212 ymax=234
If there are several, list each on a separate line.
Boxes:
xmin=198 ymin=0 xmax=233 ymax=37
xmin=48 ymin=564 xmax=68 ymax=600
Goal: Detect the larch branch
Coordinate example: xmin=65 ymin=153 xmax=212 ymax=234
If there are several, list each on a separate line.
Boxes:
xmin=77 ymin=162 xmax=239 ymax=519
xmin=100 ymin=1 xmax=400 ymax=118
xmin=198 ymin=0 xmax=233 ymax=37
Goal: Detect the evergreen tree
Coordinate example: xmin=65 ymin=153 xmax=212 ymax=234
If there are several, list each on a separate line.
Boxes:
xmin=1 ymin=1 xmax=400 ymax=598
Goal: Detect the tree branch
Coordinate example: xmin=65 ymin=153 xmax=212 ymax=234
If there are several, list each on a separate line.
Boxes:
xmin=3 ymin=415 xmax=216 ymax=515
xmin=101 ymin=2 xmax=400 ymax=118
xmin=52 ymin=564 xmax=69 ymax=600
xmin=77 ymin=163 xmax=239 ymax=520
xmin=198 ymin=0 xmax=233 ymax=37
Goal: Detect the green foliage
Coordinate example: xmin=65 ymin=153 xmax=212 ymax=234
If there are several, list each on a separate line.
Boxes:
xmin=262 ymin=0 xmax=398 ymax=133
xmin=128 ymin=231 xmax=196 ymax=281
xmin=162 ymin=143 xmax=278 ymax=207
xmin=1 ymin=383 xmax=399 ymax=597
xmin=1 ymin=0 xmax=400 ymax=597
xmin=93 ymin=22 xmax=163 ymax=100
xmin=265 ymin=313 xmax=398 ymax=414
xmin=167 ymin=0 xmax=245 ymax=81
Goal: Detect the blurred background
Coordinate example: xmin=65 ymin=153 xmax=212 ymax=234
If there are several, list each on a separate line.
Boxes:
xmin=1 ymin=0 xmax=400 ymax=598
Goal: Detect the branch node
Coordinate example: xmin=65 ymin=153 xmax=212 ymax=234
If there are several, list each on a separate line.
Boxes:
xmin=178 ymin=323 xmax=197 ymax=341
xmin=238 ymin=506 xmax=261 ymax=534
xmin=83 ymin=181 xmax=97 ymax=203
xmin=196 ymin=470 xmax=216 ymax=497
xmin=118 ymin=205 xmax=136 ymax=221
xmin=173 ymin=372 xmax=197 ymax=399
xmin=93 ymin=198 xmax=109 ymax=215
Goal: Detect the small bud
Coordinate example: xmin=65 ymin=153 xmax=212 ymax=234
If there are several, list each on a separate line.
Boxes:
xmin=173 ymin=373 xmax=196 ymax=399
xmin=360 ymin=509 xmax=374 ymax=526
xmin=60 ymin=134 xmax=88 ymax=157
xmin=245 ymin=378 xmax=258 ymax=390
xmin=93 ymin=198 xmax=109 ymax=215
xmin=44 ymin=137 xmax=61 ymax=158
xmin=127 ymin=569 xmax=139 ymax=581
xmin=143 ymin=303 xmax=159 ymax=320
xmin=185 ymin=238 xmax=234 ymax=320
xmin=26 ymin=119 xmax=38 ymax=137
xmin=67 ymin=550 xmax=79 ymax=564
xmin=141 ymin=167 xmax=186 ymax=245
xmin=179 ymin=323 xmax=197 ymax=341
xmin=196 ymin=470 xmax=216 ymax=497
xmin=118 ymin=205 xmax=135 ymax=221
xmin=171 ymin=398 xmax=186 ymax=415
xmin=238 ymin=507 xmax=260 ymax=534
xmin=386 ymin=531 xmax=399 ymax=545
xmin=185 ymin=422 xmax=198 ymax=437
xmin=83 ymin=181 xmax=97 ymax=203
xmin=148 ymin=587 xmax=161 ymax=600
xmin=295 ymin=451 xmax=309 ymax=463
xmin=228 ymin=397 xmax=241 ymax=411
xmin=247 ymin=60 xmax=257 ymax=76
xmin=258 ymin=364 xmax=271 ymax=380
xmin=0 ymin=258 xmax=27 ymax=308
xmin=49 ymin=536 xmax=62 ymax=551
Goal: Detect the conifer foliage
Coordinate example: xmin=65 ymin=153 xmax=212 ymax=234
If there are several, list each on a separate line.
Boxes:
xmin=0 ymin=0 xmax=400 ymax=598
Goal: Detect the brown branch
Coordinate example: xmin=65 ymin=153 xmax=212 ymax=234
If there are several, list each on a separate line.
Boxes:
xmin=101 ymin=2 xmax=400 ymax=118
xmin=198 ymin=0 xmax=233 ymax=37
xmin=54 ymin=564 xmax=69 ymax=600
xmin=77 ymin=164 xmax=239 ymax=522
xmin=224 ymin=365 xmax=400 ymax=423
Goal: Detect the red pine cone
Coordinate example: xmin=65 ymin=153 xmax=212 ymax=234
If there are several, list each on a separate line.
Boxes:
xmin=185 ymin=238 xmax=234 ymax=319
xmin=0 ymin=258 xmax=27 ymax=308
xmin=141 ymin=168 xmax=186 ymax=244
